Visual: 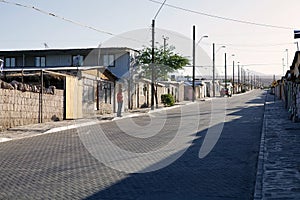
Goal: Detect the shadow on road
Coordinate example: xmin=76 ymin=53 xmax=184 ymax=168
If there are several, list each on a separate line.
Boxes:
xmin=84 ymin=92 xmax=266 ymax=200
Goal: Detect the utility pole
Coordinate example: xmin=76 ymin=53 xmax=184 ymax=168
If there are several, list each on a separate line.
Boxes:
xmin=162 ymin=35 xmax=169 ymax=53
xmin=282 ymin=58 xmax=285 ymax=76
xmin=232 ymin=55 xmax=235 ymax=95
xmin=237 ymin=62 xmax=240 ymax=93
xmin=212 ymin=43 xmax=215 ymax=97
xmin=286 ymin=49 xmax=289 ymax=72
xmin=39 ymin=70 xmax=44 ymax=123
xmin=224 ymin=53 xmax=227 ymax=90
xmin=241 ymin=67 xmax=246 ymax=90
xmin=151 ymin=0 xmax=166 ymax=110
xmin=248 ymin=71 xmax=250 ymax=90
xmin=251 ymin=74 xmax=253 ymax=90
xmin=192 ymin=25 xmax=196 ymax=102
xmin=151 ymin=19 xmax=155 ymax=110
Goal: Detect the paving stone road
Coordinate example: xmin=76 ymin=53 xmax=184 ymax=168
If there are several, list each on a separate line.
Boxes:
xmin=254 ymin=92 xmax=300 ymax=200
xmin=0 ymin=90 xmax=266 ymax=200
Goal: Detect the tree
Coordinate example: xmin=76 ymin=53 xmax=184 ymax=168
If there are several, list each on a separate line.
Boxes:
xmin=136 ymin=44 xmax=189 ymax=107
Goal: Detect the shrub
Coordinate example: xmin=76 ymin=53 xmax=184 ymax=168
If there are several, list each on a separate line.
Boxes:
xmin=161 ymin=94 xmax=175 ymax=107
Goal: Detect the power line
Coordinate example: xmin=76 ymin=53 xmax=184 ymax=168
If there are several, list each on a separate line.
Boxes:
xmin=149 ymin=0 xmax=296 ymax=30
xmin=242 ymin=63 xmax=282 ymax=67
xmin=214 ymin=42 xmax=295 ymax=47
xmin=0 ymin=0 xmax=147 ymax=45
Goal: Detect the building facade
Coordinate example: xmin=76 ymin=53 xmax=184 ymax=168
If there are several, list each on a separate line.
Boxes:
xmin=0 ymin=47 xmax=138 ymax=119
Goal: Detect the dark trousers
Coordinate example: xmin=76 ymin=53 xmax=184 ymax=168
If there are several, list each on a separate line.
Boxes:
xmin=117 ymin=102 xmax=123 ymax=117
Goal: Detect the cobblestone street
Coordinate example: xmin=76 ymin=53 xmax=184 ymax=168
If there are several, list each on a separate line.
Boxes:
xmin=0 ymin=90 xmax=271 ymax=199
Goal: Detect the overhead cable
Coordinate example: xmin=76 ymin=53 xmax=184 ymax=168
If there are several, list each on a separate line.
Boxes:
xmin=149 ymin=0 xmax=296 ymax=30
xmin=0 ymin=0 xmax=147 ymax=45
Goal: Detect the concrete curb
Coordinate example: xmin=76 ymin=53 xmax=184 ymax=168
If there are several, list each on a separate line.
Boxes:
xmin=0 ymin=101 xmax=197 ymax=143
xmin=43 ymin=121 xmax=100 ymax=134
xmin=253 ymin=91 xmax=268 ymax=200
xmin=0 ymin=138 xmax=12 ymax=142
xmin=1 ymin=93 xmax=249 ymax=144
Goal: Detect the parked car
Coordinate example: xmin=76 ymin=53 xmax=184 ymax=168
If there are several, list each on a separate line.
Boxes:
xmin=220 ymin=87 xmax=232 ymax=97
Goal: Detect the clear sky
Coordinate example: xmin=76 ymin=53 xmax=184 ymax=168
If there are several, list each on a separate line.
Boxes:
xmin=1 ymin=0 xmax=300 ymax=76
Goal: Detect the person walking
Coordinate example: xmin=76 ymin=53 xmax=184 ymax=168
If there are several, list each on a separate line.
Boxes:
xmin=117 ymin=87 xmax=123 ymax=117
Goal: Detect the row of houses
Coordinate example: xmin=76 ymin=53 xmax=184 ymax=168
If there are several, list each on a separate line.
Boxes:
xmin=273 ymin=51 xmax=300 ymax=122
xmin=0 ymin=47 xmax=220 ymax=128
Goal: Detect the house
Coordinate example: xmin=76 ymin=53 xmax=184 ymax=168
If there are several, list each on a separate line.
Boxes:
xmin=184 ymin=81 xmax=206 ymax=100
xmin=0 ymin=47 xmax=134 ymax=119
xmin=0 ymin=47 xmax=138 ymax=77
xmin=0 ymin=47 xmax=188 ymax=117
xmin=158 ymin=81 xmax=184 ymax=102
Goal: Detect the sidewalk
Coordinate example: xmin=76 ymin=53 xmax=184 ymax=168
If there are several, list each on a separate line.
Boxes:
xmin=0 ymin=100 xmax=196 ymax=143
xmin=254 ymin=91 xmax=300 ymax=199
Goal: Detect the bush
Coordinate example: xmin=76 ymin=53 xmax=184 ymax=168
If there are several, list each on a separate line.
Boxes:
xmin=161 ymin=94 xmax=175 ymax=107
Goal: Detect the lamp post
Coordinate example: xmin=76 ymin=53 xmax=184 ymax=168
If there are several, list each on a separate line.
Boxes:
xmin=285 ymin=49 xmax=289 ymax=72
xmin=162 ymin=35 xmax=169 ymax=53
xmin=192 ymin=30 xmax=208 ymax=102
xmin=212 ymin=44 xmax=225 ymax=97
xmin=195 ymin=35 xmax=208 ymax=98
xmin=251 ymin=74 xmax=253 ymax=90
xmin=242 ymin=67 xmax=245 ymax=91
xmin=247 ymin=70 xmax=250 ymax=90
xmin=295 ymin=42 xmax=299 ymax=51
xmin=151 ymin=0 xmax=167 ymax=110
xmin=237 ymin=62 xmax=240 ymax=93
xmin=192 ymin=25 xmax=196 ymax=102
xmin=282 ymin=58 xmax=285 ymax=76
xmin=224 ymin=53 xmax=227 ymax=90
xmin=232 ymin=54 xmax=235 ymax=95
xmin=151 ymin=19 xmax=155 ymax=110
xmin=196 ymin=35 xmax=208 ymax=46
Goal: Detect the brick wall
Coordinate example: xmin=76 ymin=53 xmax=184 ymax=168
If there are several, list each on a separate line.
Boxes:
xmin=0 ymin=89 xmax=64 ymax=130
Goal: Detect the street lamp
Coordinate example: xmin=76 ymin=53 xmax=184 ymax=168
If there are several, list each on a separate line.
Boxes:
xmin=224 ymin=53 xmax=227 ymax=90
xmin=212 ymin=44 xmax=225 ymax=97
xmin=285 ymin=49 xmax=289 ymax=73
xmin=295 ymin=42 xmax=299 ymax=51
xmin=151 ymin=0 xmax=167 ymax=110
xmin=247 ymin=69 xmax=250 ymax=90
xmin=237 ymin=62 xmax=240 ymax=93
xmin=196 ymin=35 xmax=208 ymax=46
xmin=192 ymin=31 xmax=208 ymax=102
xmin=282 ymin=58 xmax=285 ymax=76
xmin=232 ymin=54 xmax=235 ymax=95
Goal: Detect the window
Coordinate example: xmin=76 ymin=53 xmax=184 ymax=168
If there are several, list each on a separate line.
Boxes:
xmin=103 ymin=54 xmax=115 ymax=67
xmin=35 ymin=56 xmax=46 ymax=67
xmin=5 ymin=57 xmax=16 ymax=67
xmin=72 ymin=55 xmax=83 ymax=67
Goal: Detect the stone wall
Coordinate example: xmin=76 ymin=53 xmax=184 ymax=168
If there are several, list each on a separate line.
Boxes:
xmin=0 ymin=89 xmax=64 ymax=130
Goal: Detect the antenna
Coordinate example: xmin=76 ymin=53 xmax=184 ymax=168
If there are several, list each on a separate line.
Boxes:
xmin=44 ymin=43 xmax=49 ymax=48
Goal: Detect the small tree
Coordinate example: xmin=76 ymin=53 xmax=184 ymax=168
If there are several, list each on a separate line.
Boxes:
xmin=136 ymin=44 xmax=189 ymax=107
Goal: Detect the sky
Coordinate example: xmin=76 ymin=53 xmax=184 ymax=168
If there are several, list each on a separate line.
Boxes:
xmin=1 ymin=0 xmax=300 ymax=77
